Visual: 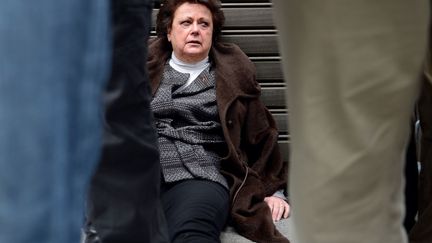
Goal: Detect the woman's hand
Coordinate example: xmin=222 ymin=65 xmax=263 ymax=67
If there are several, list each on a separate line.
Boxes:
xmin=264 ymin=196 xmax=290 ymax=222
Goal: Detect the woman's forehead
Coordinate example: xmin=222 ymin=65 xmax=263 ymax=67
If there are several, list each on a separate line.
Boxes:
xmin=174 ymin=2 xmax=212 ymax=16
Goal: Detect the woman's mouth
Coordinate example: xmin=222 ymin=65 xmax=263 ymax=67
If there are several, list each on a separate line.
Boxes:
xmin=187 ymin=40 xmax=201 ymax=45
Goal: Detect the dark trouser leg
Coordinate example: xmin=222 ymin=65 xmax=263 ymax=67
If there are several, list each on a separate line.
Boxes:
xmin=85 ymin=0 xmax=169 ymax=242
xmin=404 ymin=127 xmax=418 ymax=232
xmin=161 ymin=180 xmax=229 ymax=243
xmin=410 ymin=77 xmax=432 ymax=243
xmin=409 ymin=7 xmax=432 ymax=240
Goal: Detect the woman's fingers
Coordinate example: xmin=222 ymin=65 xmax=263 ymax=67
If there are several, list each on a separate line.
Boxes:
xmin=272 ymin=203 xmax=281 ymax=221
xmin=283 ymin=203 xmax=290 ymax=219
xmin=276 ymin=203 xmax=284 ymax=220
xmin=264 ymin=196 xmax=290 ymax=221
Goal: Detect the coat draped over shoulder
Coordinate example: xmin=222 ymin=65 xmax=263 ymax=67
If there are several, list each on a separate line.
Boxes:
xmin=148 ymin=38 xmax=289 ymax=243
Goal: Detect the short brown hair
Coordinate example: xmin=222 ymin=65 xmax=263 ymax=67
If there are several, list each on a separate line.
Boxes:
xmin=156 ymin=0 xmax=225 ymax=45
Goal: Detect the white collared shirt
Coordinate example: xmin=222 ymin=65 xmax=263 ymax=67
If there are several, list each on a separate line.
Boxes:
xmin=168 ymin=52 xmax=210 ymax=91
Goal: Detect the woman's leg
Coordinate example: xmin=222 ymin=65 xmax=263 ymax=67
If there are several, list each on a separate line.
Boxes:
xmin=161 ymin=179 xmax=229 ymax=243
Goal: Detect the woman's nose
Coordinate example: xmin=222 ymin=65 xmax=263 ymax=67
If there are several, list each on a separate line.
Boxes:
xmin=191 ymin=23 xmax=199 ymax=33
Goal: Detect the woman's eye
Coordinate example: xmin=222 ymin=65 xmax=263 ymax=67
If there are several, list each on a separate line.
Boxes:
xmin=200 ymin=22 xmax=209 ymax=27
xmin=181 ymin=21 xmax=191 ymax=26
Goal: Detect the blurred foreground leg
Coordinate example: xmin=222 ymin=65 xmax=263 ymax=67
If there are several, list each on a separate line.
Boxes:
xmin=0 ymin=1 xmax=110 ymax=243
xmin=272 ymin=1 xmax=429 ymax=242
xmin=85 ymin=0 xmax=169 ymax=242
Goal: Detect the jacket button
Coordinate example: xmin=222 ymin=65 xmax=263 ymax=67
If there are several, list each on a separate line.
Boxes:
xmin=227 ymin=120 xmax=233 ymax=126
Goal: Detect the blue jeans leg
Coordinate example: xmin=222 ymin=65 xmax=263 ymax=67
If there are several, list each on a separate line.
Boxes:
xmin=0 ymin=1 xmax=110 ymax=243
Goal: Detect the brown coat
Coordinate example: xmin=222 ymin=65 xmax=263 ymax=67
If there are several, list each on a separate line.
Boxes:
xmin=148 ymin=38 xmax=289 ymax=243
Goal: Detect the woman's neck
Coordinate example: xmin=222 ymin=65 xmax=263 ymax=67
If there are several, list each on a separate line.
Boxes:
xmin=170 ymin=52 xmax=209 ymax=73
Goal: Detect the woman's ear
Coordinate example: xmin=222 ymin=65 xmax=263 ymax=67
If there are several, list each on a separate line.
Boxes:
xmin=167 ymin=28 xmax=171 ymax=42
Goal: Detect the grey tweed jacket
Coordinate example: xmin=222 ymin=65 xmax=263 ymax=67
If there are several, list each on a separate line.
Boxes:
xmin=151 ymin=64 xmax=228 ymax=189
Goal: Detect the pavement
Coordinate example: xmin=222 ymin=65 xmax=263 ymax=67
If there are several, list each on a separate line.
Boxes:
xmin=81 ymin=218 xmax=292 ymax=243
xmin=220 ymin=218 xmax=292 ymax=243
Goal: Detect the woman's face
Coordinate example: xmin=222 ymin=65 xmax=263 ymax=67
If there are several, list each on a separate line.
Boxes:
xmin=168 ymin=3 xmax=213 ymax=63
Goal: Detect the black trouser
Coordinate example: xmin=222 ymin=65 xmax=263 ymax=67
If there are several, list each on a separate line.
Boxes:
xmin=85 ymin=0 xmax=169 ymax=242
xmin=409 ymin=74 xmax=432 ymax=243
xmin=409 ymin=6 xmax=432 ymax=242
xmin=404 ymin=125 xmax=418 ymax=232
xmin=161 ymin=179 xmax=230 ymax=243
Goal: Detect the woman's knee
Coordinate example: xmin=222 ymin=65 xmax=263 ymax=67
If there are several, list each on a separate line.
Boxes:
xmin=162 ymin=180 xmax=229 ymax=242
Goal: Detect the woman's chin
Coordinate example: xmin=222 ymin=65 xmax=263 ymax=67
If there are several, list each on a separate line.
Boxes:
xmin=181 ymin=52 xmax=208 ymax=63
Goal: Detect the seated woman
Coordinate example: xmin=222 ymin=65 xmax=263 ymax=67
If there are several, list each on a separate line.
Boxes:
xmin=148 ymin=0 xmax=290 ymax=242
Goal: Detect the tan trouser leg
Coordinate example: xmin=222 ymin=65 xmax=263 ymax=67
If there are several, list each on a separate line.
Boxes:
xmin=272 ymin=1 xmax=429 ymax=242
